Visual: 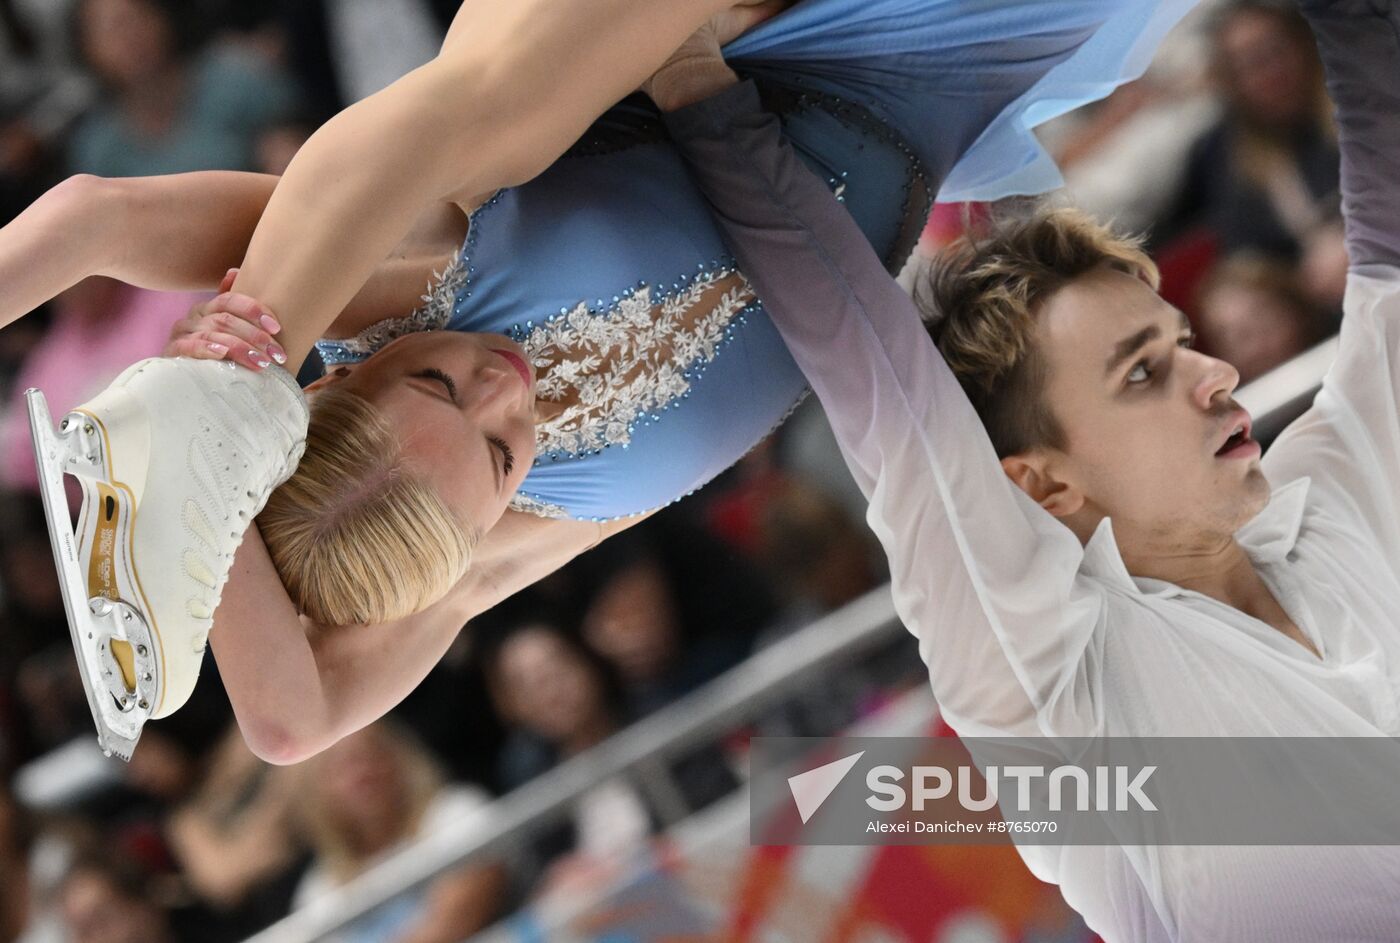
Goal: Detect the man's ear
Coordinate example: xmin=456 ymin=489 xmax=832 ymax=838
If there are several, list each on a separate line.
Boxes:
xmin=1000 ymin=450 xmax=1084 ymax=518
xmin=303 ymin=365 xmax=355 ymax=394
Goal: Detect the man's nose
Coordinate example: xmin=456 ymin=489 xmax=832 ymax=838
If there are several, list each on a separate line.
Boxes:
xmin=1192 ymin=351 xmax=1241 ymax=410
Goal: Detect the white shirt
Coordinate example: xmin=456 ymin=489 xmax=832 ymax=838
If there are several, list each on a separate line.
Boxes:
xmin=661 ymin=78 xmax=1400 ymax=942
xmin=775 ymin=238 xmax=1400 ymax=939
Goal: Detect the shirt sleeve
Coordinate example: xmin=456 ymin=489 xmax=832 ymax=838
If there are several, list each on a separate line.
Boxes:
xmin=663 ymin=82 xmax=1105 ymax=738
xmin=1263 ymin=0 xmax=1400 ymax=563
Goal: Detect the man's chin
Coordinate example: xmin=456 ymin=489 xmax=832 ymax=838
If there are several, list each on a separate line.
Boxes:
xmin=1226 ymin=468 xmax=1272 ymax=531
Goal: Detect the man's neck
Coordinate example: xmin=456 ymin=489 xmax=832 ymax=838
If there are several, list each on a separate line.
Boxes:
xmin=1125 ymin=536 xmax=1256 ymax=602
xmin=1124 ymin=537 xmax=1318 ymax=658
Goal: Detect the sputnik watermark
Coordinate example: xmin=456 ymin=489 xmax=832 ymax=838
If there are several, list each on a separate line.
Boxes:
xmin=752 ymin=737 xmax=1400 ymax=846
xmin=865 ymin=763 xmax=1157 ymax=813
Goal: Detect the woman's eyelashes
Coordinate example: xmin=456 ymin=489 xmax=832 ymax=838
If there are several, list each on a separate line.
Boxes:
xmin=414 ymin=368 xmax=515 ymax=477
xmin=489 ymin=436 xmax=515 ymax=476
xmin=416 ymin=368 xmax=459 ymax=402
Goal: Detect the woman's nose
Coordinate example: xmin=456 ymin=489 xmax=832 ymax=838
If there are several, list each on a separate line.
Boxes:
xmin=468 ymin=360 xmax=522 ymax=410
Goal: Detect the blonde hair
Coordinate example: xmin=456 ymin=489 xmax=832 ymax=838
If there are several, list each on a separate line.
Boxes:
xmin=296 ymin=721 xmax=444 ymax=883
xmin=258 ymin=386 xmax=472 ymax=626
xmin=918 ymin=206 xmax=1159 ymax=458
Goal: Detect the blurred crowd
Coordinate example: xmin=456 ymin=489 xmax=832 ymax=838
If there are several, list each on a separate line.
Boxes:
xmin=0 ymin=0 xmax=1342 ymax=940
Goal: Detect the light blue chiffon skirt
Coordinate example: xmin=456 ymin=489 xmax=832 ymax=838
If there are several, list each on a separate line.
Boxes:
xmin=725 ymin=0 xmax=1194 ymax=201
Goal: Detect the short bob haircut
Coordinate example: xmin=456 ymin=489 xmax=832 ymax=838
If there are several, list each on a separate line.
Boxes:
xmin=258 ymin=386 xmax=473 ymax=626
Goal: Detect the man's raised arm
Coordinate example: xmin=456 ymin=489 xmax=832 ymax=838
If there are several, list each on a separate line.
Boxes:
xmin=661 ymin=82 xmax=1104 ymax=737
xmin=1264 ymin=0 xmax=1400 ymax=554
xmin=1301 ymin=0 xmax=1400 ymax=271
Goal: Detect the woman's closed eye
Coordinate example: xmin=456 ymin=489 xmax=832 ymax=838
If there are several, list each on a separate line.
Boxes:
xmin=489 ymin=436 xmax=515 ymax=476
xmin=415 ymin=367 xmax=459 ymax=402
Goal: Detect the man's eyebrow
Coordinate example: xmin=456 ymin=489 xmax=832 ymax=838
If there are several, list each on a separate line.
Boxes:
xmin=1105 ymin=324 xmax=1161 ymax=375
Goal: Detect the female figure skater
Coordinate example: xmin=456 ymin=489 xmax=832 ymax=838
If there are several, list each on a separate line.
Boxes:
xmin=1 ymin=0 xmax=1194 ymax=760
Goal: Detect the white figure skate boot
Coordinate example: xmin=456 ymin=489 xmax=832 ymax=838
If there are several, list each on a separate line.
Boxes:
xmin=26 ymin=358 xmax=307 ymax=760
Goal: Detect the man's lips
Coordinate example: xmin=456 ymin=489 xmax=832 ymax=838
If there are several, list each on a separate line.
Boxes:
xmin=1214 ymin=408 xmax=1259 ymax=459
xmin=491 ymin=349 xmax=533 ymax=389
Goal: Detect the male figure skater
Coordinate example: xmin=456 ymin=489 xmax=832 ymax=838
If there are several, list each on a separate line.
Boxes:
xmin=655 ymin=0 xmax=1400 ymax=938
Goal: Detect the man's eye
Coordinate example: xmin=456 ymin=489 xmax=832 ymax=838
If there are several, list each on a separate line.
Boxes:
xmin=1126 ymin=362 xmax=1151 ymax=384
xmin=1178 ymin=332 xmax=1196 ymax=349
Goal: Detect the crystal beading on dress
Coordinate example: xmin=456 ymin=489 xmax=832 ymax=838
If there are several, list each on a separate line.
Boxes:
xmin=513 ymin=267 xmax=755 ymax=457
xmin=320 ymin=252 xmax=763 ymax=461
xmin=315 ymin=255 xmax=467 ymax=365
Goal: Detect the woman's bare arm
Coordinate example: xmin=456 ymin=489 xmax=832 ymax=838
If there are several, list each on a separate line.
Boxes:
xmin=230 ymin=0 xmax=734 ymax=371
xmin=211 ymin=510 xmax=648 ymax=765
xmin=0 ymin=171 xmax=278 ymax=331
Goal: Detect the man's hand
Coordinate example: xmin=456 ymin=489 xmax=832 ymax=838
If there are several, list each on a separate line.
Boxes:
xmin=165 ymin=268 xmax=288 ymax=371
xmin=642 ymin=1 xmax=789 ymax=111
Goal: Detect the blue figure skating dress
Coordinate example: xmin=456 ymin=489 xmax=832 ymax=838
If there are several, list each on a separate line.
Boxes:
xmin=317 ymin=0 xmax=1194 ymax=521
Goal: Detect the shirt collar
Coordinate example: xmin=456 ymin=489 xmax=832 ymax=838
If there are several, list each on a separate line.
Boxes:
xmin=1080 ymin=476 xmax=1312 ymax=596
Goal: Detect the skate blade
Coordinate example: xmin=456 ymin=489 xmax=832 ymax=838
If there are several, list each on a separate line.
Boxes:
xmin=25 ymin=389 xmax=159 ymax=762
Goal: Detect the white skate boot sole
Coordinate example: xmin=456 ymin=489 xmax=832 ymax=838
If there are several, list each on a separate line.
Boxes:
xmin=27 ymin=389 xmax=162 ymax=762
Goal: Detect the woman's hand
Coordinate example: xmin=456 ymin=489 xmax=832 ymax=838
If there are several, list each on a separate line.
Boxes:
xmin=642 ymin=1 xmax=789 ymax=111
xmin=165 ymin=268 xmax=288 ymax=371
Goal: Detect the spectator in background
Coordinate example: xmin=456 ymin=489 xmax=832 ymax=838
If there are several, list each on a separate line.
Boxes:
xmin=1195 ymin=253 xmax=1335 ymax=384
xmin=252 ymin=113 xmax=314 ymax=177
xmin=1151 ymin=0 xmax=1343 ymax=307
xmin=0 ymin=492 xmax=90 ymax=765
xmin=55 ymin=854 xmax=177 ymax=943
xmin=482 ymin=616 xmax=736 ymax=899
xmin=279 ymin=0 xmax=456 ymax=121
xmin=0 ymin=278 xmax=210 ymax=492
xmin=0 ymin=0 xmax=90 ymax=223
xmin=0 ymin=491 xmax=63 ymax=673
xmin=165 ymin=725 xmax=308 ymax=933
xmin=757 ymin=480 xmax=884 ymax=621
xmin=570 ymin=514 xmax=774 ymax=718
xmin=484 ymin=617 xmax=633 ymax=796
xmin=68 ymin=0 xmax=298 ymax=178
xmin=0 ymin=788 xmax=33 ymax=943
xmin=292 ymin=721 xmax=504 ymax=943
xmin=1047 ymin=1 xmax=1225 ymax=237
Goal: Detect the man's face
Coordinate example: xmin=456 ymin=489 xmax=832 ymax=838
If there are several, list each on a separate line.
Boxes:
xmin=1028 ymin=267 xmax=1269 ymax=554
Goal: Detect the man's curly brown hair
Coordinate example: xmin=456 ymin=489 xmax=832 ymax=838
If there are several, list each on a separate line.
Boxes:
xmin=915 ymin=206 xmax=1160 ymax=458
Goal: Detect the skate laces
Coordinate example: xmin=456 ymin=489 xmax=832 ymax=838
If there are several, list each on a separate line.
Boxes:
xmin=176 ymin=362 xmax=307 ymax=617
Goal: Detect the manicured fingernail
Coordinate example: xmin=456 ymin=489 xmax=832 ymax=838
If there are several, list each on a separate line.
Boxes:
xmin=250 ymin=351 xmax=271 ymax=369
xmin=208 ymin=342 xmax=228 ymax=354
xmin=269 ymin=345 xmax=287 ymax=364
xmin=259 ymin=314 xmax=281 ymax=334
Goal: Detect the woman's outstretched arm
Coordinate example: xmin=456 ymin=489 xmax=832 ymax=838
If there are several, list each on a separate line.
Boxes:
xmin=231 ymin=0 xmax=737 ymax=371
xmin=0 ymin=172 xmax=279 ymax=331
xmin=211 ymin=510 xmax=648 ymax=765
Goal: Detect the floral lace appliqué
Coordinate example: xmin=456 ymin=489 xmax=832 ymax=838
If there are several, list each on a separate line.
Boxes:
xmin=519 ymin=268 xmax=756 ymax=459
xmin=316 ymin=256 xmax=468 ymax=365
xmin=508 ymin=492 xmax=570 ymax=519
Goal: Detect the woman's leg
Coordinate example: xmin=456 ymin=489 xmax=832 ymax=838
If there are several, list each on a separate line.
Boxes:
xmin=0 ymin=172 xmax=279 ymax=332
xmin=232 ymin=0 xmax=738 ymax=371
